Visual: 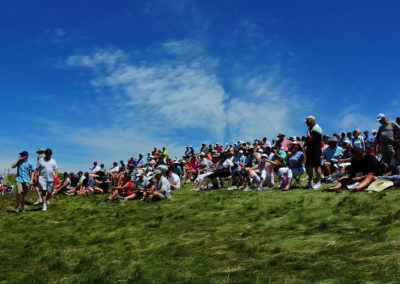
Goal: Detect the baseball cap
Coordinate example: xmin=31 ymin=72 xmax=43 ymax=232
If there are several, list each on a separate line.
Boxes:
xmin=45 ymin=148 xmax=52 ymax=154
xmin=363 ymin=130 xmax=369 ymax=133
xmin=372 ymin=129 xmax=377 ymax=133
xmin=136 ymin=170 xmax=144 ymax=177
xmin=257 ymin=149 xmax=263 ymax=153
xmin=200 ymin=152 xmax=205 ymax=156
xmin=239 ymin=150 xmax=243 ymax=153
xmin=93 ymin=161 xmax=98 ymax=164
xmin=277 ymin=133 xmax=285 ymax=137
xmin=376 ymin=113 xmax=385 ymax=122
xmin=19 ymin=151 xmax=29 ymax=156
xmin=261 ymin=154 xmax=268 ymax=158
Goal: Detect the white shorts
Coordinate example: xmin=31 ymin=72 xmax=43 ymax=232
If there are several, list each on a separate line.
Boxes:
xmin=38 ymin=180 xmax=55 ymax=193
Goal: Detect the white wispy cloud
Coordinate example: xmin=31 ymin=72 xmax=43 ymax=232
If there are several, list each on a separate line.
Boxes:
xmin=59 ymin=40 xmax=305 ymax=169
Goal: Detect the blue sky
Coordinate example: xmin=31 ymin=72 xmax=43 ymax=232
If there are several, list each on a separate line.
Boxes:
xmin=1 ymin=0 xmax=400 ymax=171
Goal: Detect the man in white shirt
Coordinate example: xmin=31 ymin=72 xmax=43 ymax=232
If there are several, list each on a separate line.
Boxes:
xmin=167 ymin=170 xmax=181 ymax=189
xmin=34 ymin=148 xmax=58 ymax=211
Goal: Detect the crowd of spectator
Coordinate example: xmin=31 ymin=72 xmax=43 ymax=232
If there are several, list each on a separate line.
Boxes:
xmin=9 ymin=113 xmax=400 ymax=213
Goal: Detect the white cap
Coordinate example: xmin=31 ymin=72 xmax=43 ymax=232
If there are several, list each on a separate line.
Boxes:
xmin=372 ymin=129 xmax=377 ymax=133
xmin=239 ymin=150 xmax=243 ymax=153
xmin=200 ymin=152 xmax=205 ymax=156
xmin=257 ymin=149 xmax=263 ymax=153
xmin=376 ymin=113 xmax=385 ymax=122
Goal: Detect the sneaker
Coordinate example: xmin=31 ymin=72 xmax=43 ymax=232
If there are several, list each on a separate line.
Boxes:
xmin=14 ymin=206 xmax=20 ymax=213
xmin=303 ymin=183 xmax=313 ymax=189
xmin=117 ymin=195 xmax=124 ymax=201
xmin=227 ymin=186 xmax=237 ymax=191
xmin=243 ymin=186 xmax=252 ymax=192
xmin=33 ymin=198 xmax=42 ymax=205
xmin=104 ymin=199 xmax=111 ymax=203
xmin=20 ymin=208 xmax=26 ymax=213
xmin=46 ymin=201 xmax=50 ymax=205
xmin=312 ymin=182 xmax=321 ymax=190
xmin=42 ymin=204 xmax=47 ymax=211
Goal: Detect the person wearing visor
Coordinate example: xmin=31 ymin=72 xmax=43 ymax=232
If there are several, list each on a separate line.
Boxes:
xmin=11 ymin=151 xmax=35 ymax=213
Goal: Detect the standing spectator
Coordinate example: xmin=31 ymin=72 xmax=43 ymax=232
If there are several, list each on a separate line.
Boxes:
xmin=303 ymin=116 xmax=323 ymax=189
xmin=34 ymin=148 xmax=58 ymax=211
xmin=11 ymin=151 xmax=35 ymax=213
xmin=375 ymin=113 xmax=400 ymax=165
xmin=352 ymin=129 xmax=365 ymax=151
xmin=274 ymin=133 xmax=291 ymax=152
xmin=364 ymin=131 xmax=375 ymax=153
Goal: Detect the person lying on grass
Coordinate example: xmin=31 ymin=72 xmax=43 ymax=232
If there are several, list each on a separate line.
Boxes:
xmin=325 ymin=147 xmax=381 ymax=193
xmin=104 ymin=172 xmax=134 ymax=202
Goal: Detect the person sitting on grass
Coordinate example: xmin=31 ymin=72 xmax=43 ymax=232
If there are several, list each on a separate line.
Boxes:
xmin=76 ymin=172 xmax=95 ymax=195
xmin=67 ymin=171 xmax=85 ymax=195
xmin=278 ymin=141 xmax=306 ymax=191
xmin=53 ymin=172 xmax=71 ymax=195
xmin=183 ymin=155 xmax=198 ymax=183
xmin=93 ymin=171 xmax=110 ymax=194
xmin=167 ymin=170 xmax=181 ymax=190
xmin=145 ymin=170 xmax=171 ymax=201
xmin=119 ymin=170 xmax=149 ymax=202
xmin=325 ymin=147 xmax=381 ymax=193
xmin=322 ymin=137 xmax=343 ymax=181
xmin=104 ymin=172 xmax=134 ymax=202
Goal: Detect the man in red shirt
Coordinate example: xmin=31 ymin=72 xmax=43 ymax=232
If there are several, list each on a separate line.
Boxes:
xmin=104 ymin=172 xmax=134 ymax=202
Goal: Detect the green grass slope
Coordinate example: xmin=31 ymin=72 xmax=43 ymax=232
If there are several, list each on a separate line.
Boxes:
xmin=1 ymin=183 xmax=400 ymax=283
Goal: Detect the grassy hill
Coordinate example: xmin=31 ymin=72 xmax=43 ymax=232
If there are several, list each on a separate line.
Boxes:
xmin=1 ymin=182 xmax=400 ymax=283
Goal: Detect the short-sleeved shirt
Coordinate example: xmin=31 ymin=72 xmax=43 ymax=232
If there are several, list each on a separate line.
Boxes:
xmin=377 ymin=121 xmax=400 ymax=144
xmin=349 ymin=154 xmax=381 ymax=177
xmin=156 ymin=176 xmax=171 ymax=198
xmin=307 ymin=124 xmax=322 ymax=153
xmin=16 ymin=160 xmax=35 ymax=183
xmin=289 ymin=151 xmax=304 ymax=169
xmin=323 ymin=146 xmax=344 ymax=163
xmin=135 ymin=177 xmax=150 ymax=190
xmin=37 ymin=158 xmax=58 ymax=182
xmin=271 ymin=150 xmax=287 ymax=166
xmin=171 ymin=165 xmax=182 ymax=176
xmin=61 ymin=178 xmax=71 ymax=190
xmin=168 ymin=173 xmax=181 ymax=189
xmin=86 ymin=177 xmax=95 ymax=187
xmin=352 ymin=136 xmax=364 ymax=149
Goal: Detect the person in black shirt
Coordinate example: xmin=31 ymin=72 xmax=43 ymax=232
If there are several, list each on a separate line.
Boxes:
xmin=326 ymin=147 xmax=381 ymax=193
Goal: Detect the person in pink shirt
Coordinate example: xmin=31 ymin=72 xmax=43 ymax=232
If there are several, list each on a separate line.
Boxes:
xmin=275 ymin=133 xmax=291 ymax=152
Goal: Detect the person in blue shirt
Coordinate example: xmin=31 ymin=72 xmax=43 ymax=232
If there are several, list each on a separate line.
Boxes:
xmin=322 ymin=137 xmax=344 ymax=178
xmin=11 ymin=151 xmax=35 ymax=213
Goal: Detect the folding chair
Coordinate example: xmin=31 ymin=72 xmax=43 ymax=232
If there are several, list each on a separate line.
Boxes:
xmin=291 ymin=173 xmax=304 ymax=189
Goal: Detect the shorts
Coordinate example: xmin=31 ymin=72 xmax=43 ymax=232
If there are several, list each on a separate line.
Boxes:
xmin=305 ymin=151 xmax=322 ymax=167
xmin=38 ymin=180 xmax=55 ymax=194
xmin=16 ymin=182 xmax=30 ymax=193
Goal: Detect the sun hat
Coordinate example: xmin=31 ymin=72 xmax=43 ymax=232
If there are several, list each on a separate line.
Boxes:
xmin=367 ymin=179 xmax=394 ymax=192
xmin=277 ymin=133 xmax=285 ymax=137
xmin=154 ymin=169 xmax=162 ymax=175
xmin=328 ymin=137 xmax=338 ymax=142
xmin=376 ymin=113 xmax=385 ymax=122
xmin=136 ymin=170 xmax=144 ymax=177
xmin=304 ymin=115 xmax=316 ymax=123
xmin=353 ymin=129 xmax=361 ymax=134
xmin=36 ymin=148 xmax=45 ymax=154
xmin=248 ymin=145 xmax=254 ymax=149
